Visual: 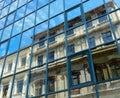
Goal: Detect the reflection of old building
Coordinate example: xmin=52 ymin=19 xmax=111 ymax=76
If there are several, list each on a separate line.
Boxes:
xmin=0 ymin=1 xmax=120 ymax=98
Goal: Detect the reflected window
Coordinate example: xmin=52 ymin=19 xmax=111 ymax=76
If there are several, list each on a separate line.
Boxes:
xmin=98 ymin=12 xmax=107 ymax=23
xmin=68 ymin=44 xmax=75 ymax=55
xmin=49 ymin=33 xmax=55 ymax=44
xmin=0 ymin=42 xmax=8 ymax=57
xmin=38 ymin=55 xmax=43 ymax=66
xmin=48 ymin=51 xmax=54 ymax=62
xmin=102 ymin=31 xmax=113 ymax=44
xmin=21 ymin=57 xmax=26 ymax=66
xmin=89 ymin=37 xmax=96 ymax=48
xmin=86 ymin=18 xmax=92 ymax=28
xmin=72 ymin=71 xmax=80 ymax=85
xmin=17 ymin=80 xmax=23 ymax=93
xmin=109 ymin=61 xmax=120 ymax=78
xmin=39 ymin=36 xmax=45 ymax=47
xmin=8 ymin=63 xmax=12 ymax=72
xmin=95 ymin=64 xmax=109 ymax=81
xmin=3 ymin=85 xmax=8 ymax=97
xmin=35 ymin=80 xmax=45 ymax=95
xmin=37 ymin=0 xmax=49 ymax=9
xmin=48 ymin=77 xmax=55 ymax=92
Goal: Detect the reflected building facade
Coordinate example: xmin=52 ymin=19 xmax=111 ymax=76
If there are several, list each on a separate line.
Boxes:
xmin=0 ymin=0 xmax=120 ymax=98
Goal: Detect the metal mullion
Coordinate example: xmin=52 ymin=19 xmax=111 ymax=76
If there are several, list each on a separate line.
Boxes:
xmin=25 ymin=0 xmax=38 ymax=97
xmin=63 ymin=1 xmax=72 ymax=98
xmin=103 ymin=0 xmax=120 ymax=54
xmin=45 ymin=1 xmax=50 ymax=98
xmin=9 ymin=0 xmax=27 ymax=97
xmin=80 ymin=0 xmax=100 ymax=98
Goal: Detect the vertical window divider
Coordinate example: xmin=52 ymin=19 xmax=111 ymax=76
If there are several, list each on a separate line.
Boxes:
xmin=45 ymin=1 xmax=50 ymax=98
xmin=80 ymin=0 xmax=100 ymax=98
xmin=9 ymin=0 xmax=28 ymax=97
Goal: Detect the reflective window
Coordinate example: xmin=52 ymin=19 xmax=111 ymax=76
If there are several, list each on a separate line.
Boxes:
xmin=23 ymin=12 xmax=35 ymax=30
xmin=20 ymin=28 xmax=33 ymax=49
xmin=0 ymin=5 xmax=9 ymax=18
xmin=50 ymin=0 xmax=63 ymax=17
xmin=18 ymin=0 xmax=27 ymax=8
xmin=0 ymin=41 xmax=8 ymax=57
xmin=37 ymin=0 xmax=49 ymax=9
xmin=36 ymin=6 xmax=48 ymax=25
xmin=15 ymin=5 xmax=26 ymax=21
xmin=35 ymin=22 xmax=48 ymax=34
xmin=7 ymin=35 xmax=21 ymax=54
xmin=12 ymin=19 xmax=24 ymax=36
xmin=6 ymin=12 xmax=15 ymax=26
xmin=9 ymin=0 xmax=18 ymax=13
xmin=26 ymin=0 xmax=37 ymax=15
xmin=0 ymin=17 xmax=6 ymax=29
xmin=1 ymin=25 xmax=12 ymax=41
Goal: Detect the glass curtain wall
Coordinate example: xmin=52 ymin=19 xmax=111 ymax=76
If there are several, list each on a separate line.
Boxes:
xmin=0 ymin=0 xmax=120 ymax=98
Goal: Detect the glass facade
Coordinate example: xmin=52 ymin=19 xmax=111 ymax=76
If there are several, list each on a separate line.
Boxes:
xmin=0 ymin=0 xmax=120 ymax=98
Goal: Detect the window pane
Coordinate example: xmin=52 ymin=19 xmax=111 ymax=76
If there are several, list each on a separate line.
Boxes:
xmin=37 ymin=0 xmax=49 ymax=9
xmin=29 ymin=70 xmax=46 ymax=97
xmin=65 ymin=0 xmax=81 ymax=10
xmin=36 ymin=6 xmax=48 ymax=25
xmin=6 ymin=12 xmax=15 ymax=26
xmin=0 ymin=17 xmax=6 ymax=29
xmin=20 ymin=28 xmax=33 ymax=49
xmin=26 ymin=0 xmax=37 ymax=15
xmin=1 ymin=25 xmax=12 ymax=41
xmin=50 ymin=0 xmax=63 ymax=17
xmin=12 ymin=19 xmax=24 ymax=36
xmin=23 ymin=12 xmax=35 ymax=31
xmin=35 ymin=21 xmax=48 ymax=35
xmin=0 ymin=41 xmax=8 ymax=57
xmin=3 ymin=53 xmax=17 ymax=77
xmin=0 ymin=5 xmax=9 ymax=18
xmin=9 ymin=0 xmax=18 ymax=13
xmin=7 ymin=35 xmax=21 ymax=54
xmin=70 ymin=52 xmax=91 ymax=85
xmin=18 ymin=0 xmax=27 ymax=7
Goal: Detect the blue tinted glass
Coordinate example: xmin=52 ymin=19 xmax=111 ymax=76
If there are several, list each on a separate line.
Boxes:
xmin=0 ymin=41 xmax=8 ymax=57
xmin=9 ymin=0 xmax=18 ymax=13
xmin=50 ymin=0 xmax=64 ymax=17
xmin=6 ymin=12 xmax=15 ymax=26
xmin=1 ymin=25 xmax=12 ymax=41
xmin=0 ymin=17 xmax=6 ymax=29
xmin=36 ymin=6 xmax=48 ymax=24
xmin=23 ymin=12 xmax=35 ymax=31
xmin=35 ymin=22 xmax=48 ymax=34
xmin=20 ymin=28 xmax=33 ymax=49
xmin=12 ymin=19 xmax=24 ymax=36
xmin=7 ymin=35 xmax=21 ymax=54
xmin=37 ymin=0 xmax=49 ymax=8
xmin=26 ymin=0 xmax=37 ymax=15
xmin=15 ymin=5 xmax=26 ymax=21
